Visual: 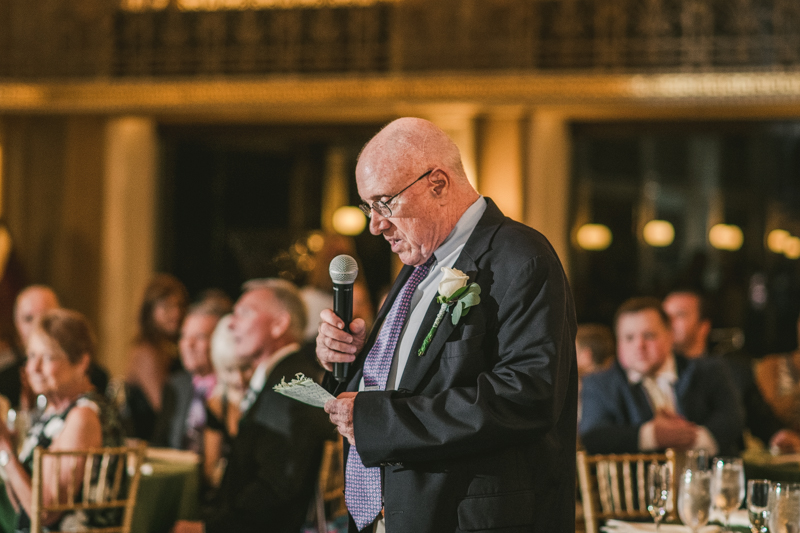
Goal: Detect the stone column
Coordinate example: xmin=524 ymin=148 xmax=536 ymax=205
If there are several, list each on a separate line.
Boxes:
xmin=479 ymin=109 xmax=524 ymax=221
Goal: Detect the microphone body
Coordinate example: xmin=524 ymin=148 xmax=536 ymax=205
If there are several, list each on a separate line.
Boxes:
xmin=329 ymin=255 xmax=359 ymax=383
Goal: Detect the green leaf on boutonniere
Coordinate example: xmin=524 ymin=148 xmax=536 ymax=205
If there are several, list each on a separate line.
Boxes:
xmin=418 ymin=282 xmax=482 ymax=356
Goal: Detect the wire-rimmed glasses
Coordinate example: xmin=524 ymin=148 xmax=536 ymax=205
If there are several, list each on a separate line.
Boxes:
xmin=358 ymin=169 xmax=433 ymax=219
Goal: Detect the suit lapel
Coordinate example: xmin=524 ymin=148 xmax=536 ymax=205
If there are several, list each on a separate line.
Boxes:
xmin=397 ymin=199 xmax=506 ymax=393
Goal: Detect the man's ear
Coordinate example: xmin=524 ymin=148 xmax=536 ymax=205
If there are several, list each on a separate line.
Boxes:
xmin=270 ymin=310 xmax=291 ymax=340
xmin=429 ymin=169 xmax=450 ymax=197
xmin=77 ymin=352 xmax=91 ymax=377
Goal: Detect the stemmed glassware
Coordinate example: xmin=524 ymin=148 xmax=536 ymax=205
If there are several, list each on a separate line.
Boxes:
xmin=711 ymin=457 xmax=746 ymax=533
xmin=768 ymin=482 xmax=800 ymax=533
xmin=678 ymin=467 xmax=712 ymax=533
xmin=647 ymin=462 xmax=671 ymax=532
xmin=747 ymin=479 xmax=770 ymax=533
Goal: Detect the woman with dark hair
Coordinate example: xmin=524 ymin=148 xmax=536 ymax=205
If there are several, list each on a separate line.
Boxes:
xmin=0 ymin=309 xmax=124 ymax=531
xmin=125 ymin=273 xmax=187 ymax=440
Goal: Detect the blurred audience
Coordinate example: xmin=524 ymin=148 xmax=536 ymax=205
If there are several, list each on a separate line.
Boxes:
xmin=153 ymin=302 xmax=225 ymax=452
xmin=125 ymin=274 xmax=188 ymax=441
xmin=174 ymin=279 xmax=332 ymax=533
xmin=755 ymin=311 xmax=800 ymax=433
xmin=0 ymin=309 xmax=124 ymax=532
xmin=5 ymin=286 xmax=109 ymax=411
xmin=203 ymin=314 xmax=252 ymax=494
xmin=580 ymin=297 xmax=744 ymax=455
xmin=664 ymin=289 xmax=800 ymax=453
xmin=576 ymin=324 xmax=615 ymax=378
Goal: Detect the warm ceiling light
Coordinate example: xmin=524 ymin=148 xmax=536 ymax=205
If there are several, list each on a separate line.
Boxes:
xmin=643 ymin=220 xmax=674 ymax=247
xmin=709 ymin=224 xmax=744 ymax=251
xmin=767 ymin=229 xmax=790 ymax=254
xmin=784 ymin=236 xmax=800 ymax=260
xmin=576 ymin=224 xmax=612 ymax=251
xmin=332 ymin=206 xmax=367 ymax=236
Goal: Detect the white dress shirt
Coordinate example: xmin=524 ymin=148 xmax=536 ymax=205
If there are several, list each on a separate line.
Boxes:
xmin=240 ymin=342 xmax=301 ymax=413
xmin=359 ymin=196 xmax=487 ymax=392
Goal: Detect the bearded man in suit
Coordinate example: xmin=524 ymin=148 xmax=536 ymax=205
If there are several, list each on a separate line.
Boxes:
xmin=317 ymin=117 xmax=578 ymax=533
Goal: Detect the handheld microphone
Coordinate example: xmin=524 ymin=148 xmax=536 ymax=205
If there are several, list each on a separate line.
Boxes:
xmin=329 ymin=254 xmax=358 ymax=383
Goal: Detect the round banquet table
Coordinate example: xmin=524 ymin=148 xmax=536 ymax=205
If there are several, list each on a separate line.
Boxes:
xmin=0 ymin=457 xmax=199 ymax=533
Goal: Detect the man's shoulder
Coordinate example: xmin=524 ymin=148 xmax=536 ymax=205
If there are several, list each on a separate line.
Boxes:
xmin=583 ymin=364 xmax=627 ymax=390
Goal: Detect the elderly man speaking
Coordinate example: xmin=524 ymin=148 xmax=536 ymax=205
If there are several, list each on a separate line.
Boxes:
xmin=317 ymin=117 xmax=578 ymax=533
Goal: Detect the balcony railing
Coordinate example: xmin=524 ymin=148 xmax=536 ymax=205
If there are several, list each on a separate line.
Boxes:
xmin=1 ymin=0 xmax=799 ymax=79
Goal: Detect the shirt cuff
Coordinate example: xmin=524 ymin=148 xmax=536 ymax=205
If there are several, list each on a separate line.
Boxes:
xmin=693 ymin=426 xmax=719 ymax=456
xmin=639 ymin=421 xmax=658 ymax=451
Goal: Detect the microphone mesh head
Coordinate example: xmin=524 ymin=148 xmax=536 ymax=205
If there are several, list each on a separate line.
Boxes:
xmin=329 ymin=254 xmax=359 ymax=284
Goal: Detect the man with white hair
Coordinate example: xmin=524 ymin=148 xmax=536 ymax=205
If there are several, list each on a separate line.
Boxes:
xmin=175 ymin=278 xmax=332 ymax=533
xmin=317 ymin=117 xmax=577 ymax=532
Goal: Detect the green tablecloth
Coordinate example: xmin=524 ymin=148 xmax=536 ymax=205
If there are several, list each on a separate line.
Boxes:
xmin=743 ymin=450 xmax=800 ymax=484
xmin=0 ymin=458 xmax=199 ymax=533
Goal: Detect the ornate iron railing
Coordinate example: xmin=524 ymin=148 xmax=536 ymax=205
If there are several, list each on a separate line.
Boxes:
xmin=1 ymin=0 xmax=799 ymax=79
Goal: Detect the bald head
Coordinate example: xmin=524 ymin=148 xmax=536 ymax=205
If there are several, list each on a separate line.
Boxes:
xmin=357 ymin=118 xmax=479 ymax=266
xmin=15 ymin=285 xmax=60 ymax=349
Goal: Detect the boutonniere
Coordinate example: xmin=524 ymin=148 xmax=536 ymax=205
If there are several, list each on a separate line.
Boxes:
xmin=418 ymin=267 xmax=481 ymax=356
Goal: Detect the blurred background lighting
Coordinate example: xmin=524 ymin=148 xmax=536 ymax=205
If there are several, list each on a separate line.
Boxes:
xmin=709 ymin=223 xmax=744 ymax=251
xmin=576 ymin=224 xmax=612 ymax=251
xmin=767 ymin=229 xmax=790 ymax=254
xmin=784 ymin=236 xmax=800 ymax=260
xmin=642 ymin=220 xmax=674 ymax=247
xmin=306 ymin=232 xmax=325 ymax=253
xmin=332 ymin=206 xmax=367 ymax=236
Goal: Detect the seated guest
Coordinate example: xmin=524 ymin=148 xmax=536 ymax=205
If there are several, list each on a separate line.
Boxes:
xmin=0 ymin=309 xmax=124 ymax=532
xmin=5 ymin=286 xmax=110 ymax=411
xmin=153 ymin=302 xmax=224 ymax=451
xmin=580 ymin=297 xmax=744 ymax=455
xmin=576 ymin=323 xmax=615 ymax=378
xmin=755 ymin=311 xmax=800 ymax=433
xmin=664 ymin=289 xmax=800 ymax=453
xmin=125 ymin=274 xmax=188 ymax=440
xmin=174 ymin=279 xmax=333 ymax=533
xmin=203 ymin=314 xmax=252 ymax=491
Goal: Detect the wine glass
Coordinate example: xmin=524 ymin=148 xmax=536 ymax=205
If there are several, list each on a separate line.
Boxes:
xmin=711 ymin=457 xmax=745 ymax=532
xmin=747 ymin=479 xmax=771 ymax=533
xmin=647 ymin=462 xmax=671 ymax=532
xmin=768 ymin=482 xmax=800 ymax=533
xmin=678 ymin=468 xmax=712 ymax=533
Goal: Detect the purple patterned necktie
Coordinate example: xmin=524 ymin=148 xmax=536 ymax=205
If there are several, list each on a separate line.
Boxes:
xmin=345 ymin=256 xmax=434 ymax=531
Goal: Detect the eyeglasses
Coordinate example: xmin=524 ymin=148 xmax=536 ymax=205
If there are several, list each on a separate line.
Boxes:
xmin=358 ymin=169 xmax=433 ymax=219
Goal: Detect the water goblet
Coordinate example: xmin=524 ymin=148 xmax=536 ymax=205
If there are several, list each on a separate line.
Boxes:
xmin=648 ymin=462 xmax=671 ymax=532
xmin=678 ymin=468 xmax=712 ymax=533
xmin=768 ymin=482 xmax=800 ymax=533
xmin=747 ymin=479 xmax=771 ymax=533
xmin=711 ymin=457 xmax=745 ymax=533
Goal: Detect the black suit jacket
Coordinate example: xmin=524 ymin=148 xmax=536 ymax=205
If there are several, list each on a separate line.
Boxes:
xmin=332 ymin=199 xmax=578 ymax=533
xmin=152 ymin=370 xmax=193 ymax=449
xmin=205 ymin=350 xmax=334 ymax=533
xmin=579 ymin=355 xmax=745 ymax=455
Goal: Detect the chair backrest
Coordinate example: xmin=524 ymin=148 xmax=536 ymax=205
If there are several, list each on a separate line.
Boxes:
xmin=30 ymin=442 xmax=146 ymax=533
xmin=314 ymin=436 xmax=346 ymax=533
xmin=576 ymin=449 xmax=676 ymax=533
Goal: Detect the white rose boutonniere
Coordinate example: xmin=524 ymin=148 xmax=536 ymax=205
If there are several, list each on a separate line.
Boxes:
xmin=417 ymin=267 xmax=481 ymax=357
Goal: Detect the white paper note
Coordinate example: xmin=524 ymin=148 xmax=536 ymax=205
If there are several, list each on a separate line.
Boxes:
xmin=273 ymin=373 xmax=335 ymax=408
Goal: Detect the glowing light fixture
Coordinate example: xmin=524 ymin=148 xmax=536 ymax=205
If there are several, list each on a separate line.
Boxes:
xmin=785 ymin=236 xmax=800 ymax=260
xmin=576 ymin=224 xmax=612 ymax=251
xmin=306 ymin=232 xmax=325 ymax=253
xmin=642 ymin=220 xmax=674 ymax=247
xmin=767 ymin=229 xmax=790 ymax=254
xmin=332 ymin=206 xmax=367 ymax=236
xmin=709 ymin=224 xmax=744 ymax=251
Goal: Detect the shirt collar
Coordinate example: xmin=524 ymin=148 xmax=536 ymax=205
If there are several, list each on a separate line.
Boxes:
xmin=432 ymin=196 xmax=487 ymax=264
xmin=626 ymin=353 xmax=677 ymax=385
xmin=248 ymin=342 xmax=301 ymax=394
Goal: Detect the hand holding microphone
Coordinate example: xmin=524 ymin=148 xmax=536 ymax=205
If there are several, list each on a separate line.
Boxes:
xmin=316 ymin=254 xmax=366 ymax=382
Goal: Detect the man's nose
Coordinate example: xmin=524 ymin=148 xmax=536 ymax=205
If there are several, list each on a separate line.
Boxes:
xmin=368 ymin=211 xmax=390 ymax=235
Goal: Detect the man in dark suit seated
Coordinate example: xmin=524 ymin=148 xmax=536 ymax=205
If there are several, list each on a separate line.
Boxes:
xmin=174 ymin=278 xmax=333 ymax=533
xmin=317 ymin=117 xmax=578 ymax=532
xmin=663 ymin=289 xmax=800 ymax=453
xmin=153 ymin=302 xmax=223 ymax=451
xmin=580 ymin=297 xmax=745 ymax=455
